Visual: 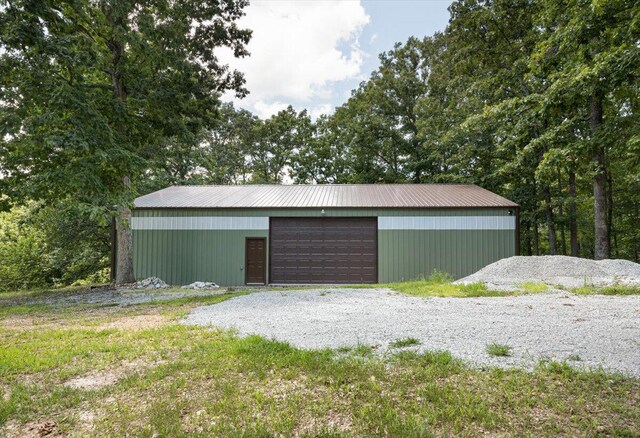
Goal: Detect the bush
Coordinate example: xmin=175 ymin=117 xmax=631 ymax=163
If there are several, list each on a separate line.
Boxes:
xmin=0 ymin=205 xmax=53 ymax=290
xmin=0 ymin=201 xmax=110 ymax=292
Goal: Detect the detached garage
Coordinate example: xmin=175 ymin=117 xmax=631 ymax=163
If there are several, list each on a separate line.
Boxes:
xmin=132 ymin=184 xmax=519 ymax=286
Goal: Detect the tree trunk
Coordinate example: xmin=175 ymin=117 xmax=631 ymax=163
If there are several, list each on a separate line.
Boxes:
xmin=607 ymin=173 xmax=616 ymax=257
xmin=636 ymin=205 xmax=640 ymax=263
xmin=532 ymin=178 xmax=540 ymax=255
xmin=590 ymin=95 xmax=609 ymax=259
xmin=543 ymin=186 xmax=557 ymax=255
xmin=524 ymin=222 xmax=532 ymax=256
xmin=568 ymin=167 xmax=579 ymax=256
xmin=107 ymin=8 xmax=136 ymax=284
xmin=558 ymin=169 xmax=566 ymax=255
xmin=115 ymin=176 xmax=135 ymax=284
xmin=115 ymin=215 xmax=135 ymax=284
xmin=558 ymin=203 xmax=566 ymax=255
xmin=533 ymin=216 xmax=540 ymax=256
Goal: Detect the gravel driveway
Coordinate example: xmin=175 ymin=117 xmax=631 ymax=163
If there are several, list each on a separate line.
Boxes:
xmin=184 ymin=288 xmax=640 ymax=377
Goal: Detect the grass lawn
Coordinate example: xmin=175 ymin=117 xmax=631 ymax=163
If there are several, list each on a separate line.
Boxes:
xmin=0 ymin=289 xmax=639 ymax=436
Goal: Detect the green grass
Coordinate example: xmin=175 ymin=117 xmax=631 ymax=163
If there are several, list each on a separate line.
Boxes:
xmin=389 ymin=337 xmax=421 ymax=348
xmin=486 ymin=343 xmax=512 ymax=357
xmin=0 ymin=290 xmax=638 ymax=436
xmin=571 ymin=285 xmax=640 ymax=296
xmin=384 ymin=270 xmax=508 ymax=298
xmin=518 ymin=281 xmax=548 ymax=293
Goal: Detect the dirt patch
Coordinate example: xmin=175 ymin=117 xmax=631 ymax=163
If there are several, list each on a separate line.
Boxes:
xmin=0 ymin=315 xmax=82 ymax=331
xmin=294 ymin=410 xmax=353 ymax=436
xmin=18 ymin=288 xmax=227 ymax=307
xmin=2 ymin=419 xmax=60 ymax=438
xmin=0 ymin=316 xmax=44 ymax=330
xmin=64 ymin=371 xmax=119 ymax=391
xmin=1 ymin=310 xmax=171 ymax=332
xmin=2 ymin=384 xmax=11 ymax=403
xmin=77 ymin=410 xmax=97 ymax=426
xmin=98 ymin=314 xmax=168 ymax=331
xmin=63 ymin=359 xmax=167 ymax=391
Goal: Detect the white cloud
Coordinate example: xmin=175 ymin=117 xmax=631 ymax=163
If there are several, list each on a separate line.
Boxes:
xmin=219 ymin=0 xmax=370 ymax=118
xmin=309 ymin=103 xmax=335 ymax=120
xmin=253 ymin=101 xmax=289 ymax=119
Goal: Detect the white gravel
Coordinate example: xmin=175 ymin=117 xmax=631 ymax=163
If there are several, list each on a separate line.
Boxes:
xmin=455 ymin=255 xmax=640 ymax=290
xmin=184 ymin=288 xmax=640 ymax=377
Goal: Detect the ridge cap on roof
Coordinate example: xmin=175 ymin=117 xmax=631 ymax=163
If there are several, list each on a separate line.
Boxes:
xmin=164 ymin=183 xmax=480 ymax=187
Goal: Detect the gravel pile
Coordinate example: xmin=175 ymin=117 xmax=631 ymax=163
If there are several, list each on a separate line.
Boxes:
xmin=132 ymin=277 xmax=168 ymax=289
xmin=455 ymin=256 xmax=640 ymax=290
xmin=181 ymin=281 xmax=219 ymax=290
xmin=184 ymin=288 xmax=640 ymax=376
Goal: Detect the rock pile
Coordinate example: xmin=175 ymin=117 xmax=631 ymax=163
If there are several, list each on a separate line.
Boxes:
xmin=133 ymin=277 xmax=168 ymax=289
xmin=181 ymin=281 xmax=219 ymax=290
xmin=455 ymin=255 xmax=640 ymax=290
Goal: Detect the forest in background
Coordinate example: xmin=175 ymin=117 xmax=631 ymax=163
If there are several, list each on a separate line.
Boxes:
xmin=1 ymin=0 xmax=638 ymax=290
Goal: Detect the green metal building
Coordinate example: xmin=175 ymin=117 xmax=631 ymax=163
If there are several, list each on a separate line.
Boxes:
xmin=132 ymin=184 xmax=519 ymax=286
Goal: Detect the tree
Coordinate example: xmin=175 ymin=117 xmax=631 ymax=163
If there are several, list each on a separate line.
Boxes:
xmin=318 ymin=37 xmax=432 ymax=184
xmin=250 ymin=106 xmax=312 ymax=183
xmin=0 ymin=0 xmax=251 ymax=282
xmin=531 ymin=0 xmax=640 ymax=258
xmin=142 ymin=103 xmax=258 ymax=188
xmin=0 ymin=200 xmax=110 ymax=291
xmin=311 ymin=0 xmax=638 ymax=261
xmin=291 ymin=115 xmax=350 ymax=184
xmin=200 ymin=104 xmax=258 ymax=185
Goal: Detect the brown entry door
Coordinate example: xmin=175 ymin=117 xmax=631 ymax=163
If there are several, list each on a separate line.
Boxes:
xmin=245 ymin=238 xmax=266 ymax=285
xmin=270 ymin=217 xmax=377 ymax=284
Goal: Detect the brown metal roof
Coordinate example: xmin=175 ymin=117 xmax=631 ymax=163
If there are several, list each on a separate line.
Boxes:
xmin=134 ymin=184 xmax=518 ymax=209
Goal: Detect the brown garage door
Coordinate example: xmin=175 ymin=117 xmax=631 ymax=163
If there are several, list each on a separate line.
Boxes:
xmin=270 ymin=217 xmax=377 ymax=284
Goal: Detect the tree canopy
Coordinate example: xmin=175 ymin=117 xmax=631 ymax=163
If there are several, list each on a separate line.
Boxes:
xmin=1 ymin=0 xmax=252 ymax=282
xmin=1 ymin=0 xmax=638 ymax=289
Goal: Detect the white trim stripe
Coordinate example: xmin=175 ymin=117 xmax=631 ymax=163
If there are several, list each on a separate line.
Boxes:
xmin=132 ymin=216 xmax=514 ymax=231
xmin=131 ymin=216 xmax=269 ymax=230
xmin=378 ymin=216 xmax=515 ymax=230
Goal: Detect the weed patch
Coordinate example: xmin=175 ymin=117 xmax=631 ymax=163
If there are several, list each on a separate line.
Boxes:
xmin=518 ymin=281 xmax=548 ymax=293
xmin=389 ymin=337 xmax=421 ymax=348
xmin=486 ymin=343 xmax=512 ymax=357
xmin=572 ymin=285 xmax=640 ymax=296
xmin=386 ymin=270 xmax=508 ymax=298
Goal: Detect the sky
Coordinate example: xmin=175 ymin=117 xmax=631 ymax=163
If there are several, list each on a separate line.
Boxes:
xmin=218 ymin=0 xmax=453 ymax=119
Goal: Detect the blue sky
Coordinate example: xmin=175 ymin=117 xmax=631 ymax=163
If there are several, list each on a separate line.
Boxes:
xmin=358 ymin=1 xmax=451 ymax=85
xmin=219 ymin=0 xmax=453 ymax=119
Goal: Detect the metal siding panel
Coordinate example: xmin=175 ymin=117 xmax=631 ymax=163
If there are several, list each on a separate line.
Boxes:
xmin=377 ymin=216 xmax=515 ymax=230
xmin=132 ymin=208 xmax=515 ymax=285
xmin=131 ymin=216 xmax=270 ymax=230
xmin=375 ymin=229 xmax=515 ymax=281
xmin=132 ymin=229 xmax=269 ymax=286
